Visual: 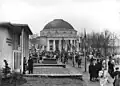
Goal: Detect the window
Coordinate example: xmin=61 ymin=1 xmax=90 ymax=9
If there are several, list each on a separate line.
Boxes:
xmin=50 ymin=45 xmax=53 ymax=50
xmin=49 ymin=40 xmax=53 ymax=51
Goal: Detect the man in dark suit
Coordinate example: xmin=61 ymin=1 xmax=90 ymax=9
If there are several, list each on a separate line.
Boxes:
xmin=95 ymin=59 xmax=102 ymax=81
xmin=28 ymin=56 xmax=33 ymax=74
xmin=89 ymin=61 xmax=95 ymax=81
xmin=108 ymin=59 xmax=115 ymax=78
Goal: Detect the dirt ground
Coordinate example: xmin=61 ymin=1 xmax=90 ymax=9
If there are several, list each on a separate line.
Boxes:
xmin=1 ymin=77 xmax=27 ymax=86
xmin=20 ymin=77 xmax=87 ymax=86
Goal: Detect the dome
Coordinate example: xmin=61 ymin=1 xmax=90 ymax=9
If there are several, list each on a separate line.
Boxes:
xmin=43 ymin=19 xmax=74 ymax=30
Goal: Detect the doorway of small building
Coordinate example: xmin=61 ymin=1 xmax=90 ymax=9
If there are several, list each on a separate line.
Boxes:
xmin=13 ymin=50 xmax=21 ymax=71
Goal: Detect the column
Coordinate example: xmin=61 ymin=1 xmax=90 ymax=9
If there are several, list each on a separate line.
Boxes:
xmin=43 ymin=46 xmax=44 ymax=51
xmin=21 ymin=28 xmax=24 ymax=73
xmin=47 ymin=40 xmax=49 ymax=51
xmin=74 ymin=40 xmax=75 ymax=52
xmin=53 ymin=40 xmax=55 ymax=51
xmin=70 ymin=40 xmax=72 ymax=52
xmin=75 ymin=40 xmax=77 ymax=51
xmin=74 ymin=40 xmax=76 ymax=50
xmin=59 ymin=40 xmax=61 ymax=52
xmin=76 ymin=40 xmax=79 ymax=52
xmin=66 ymin=40 xmax=68 ymax=51
xmin=68 ymin=40 xmax=70 ymax=51
xmin=65 ymin=40 xmax=67 ymax=51
xmin=64 ymin=40 xmax=66 ymax=51
xmin=74 ymin=40 xmax=75 ymax=46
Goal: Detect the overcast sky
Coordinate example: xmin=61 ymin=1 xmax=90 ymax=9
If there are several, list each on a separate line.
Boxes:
xmin=0 ymin=0 xmax=120 ymax=35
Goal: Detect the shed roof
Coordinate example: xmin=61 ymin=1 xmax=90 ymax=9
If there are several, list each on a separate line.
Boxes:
xmin=0 ymin=22 xmax=33 ymax=35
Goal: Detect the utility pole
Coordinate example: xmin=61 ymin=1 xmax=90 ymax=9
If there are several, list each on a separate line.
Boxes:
xmin=84 ymin=29 xmax=87 ymax=72
xmin=104 ymin=30 xmax=108 ymax=69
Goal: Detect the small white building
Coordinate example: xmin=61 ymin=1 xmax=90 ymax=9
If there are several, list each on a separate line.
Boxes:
xmin=0 ymin=22 xmax=32 ymax=72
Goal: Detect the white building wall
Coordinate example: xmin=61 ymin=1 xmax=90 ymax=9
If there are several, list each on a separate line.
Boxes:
xmin=0 ymin=27 xmax=13 ymax=69
xmin=22 ymin=30 xmax=29 ymax=61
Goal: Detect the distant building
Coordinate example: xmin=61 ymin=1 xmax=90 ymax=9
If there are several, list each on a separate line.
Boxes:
xmin=0 ymin=22 xmax=32 ymax=72
xmin=40 ymin=19 xmax=78 ymax=52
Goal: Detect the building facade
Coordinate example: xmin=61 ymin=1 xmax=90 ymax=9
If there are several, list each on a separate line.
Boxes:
xmin=0 ymin=23 xmax=32 ymax=72
xmin=40 ymin=19 xmax=78 ymax=52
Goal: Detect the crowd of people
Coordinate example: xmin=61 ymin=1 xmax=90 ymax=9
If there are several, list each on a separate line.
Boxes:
xmin=88 ymin=55 xmax=120 ymax=86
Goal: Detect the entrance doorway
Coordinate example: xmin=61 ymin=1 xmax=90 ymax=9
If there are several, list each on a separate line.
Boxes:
xmin=13 ymin=50 xmax=21 ymax=70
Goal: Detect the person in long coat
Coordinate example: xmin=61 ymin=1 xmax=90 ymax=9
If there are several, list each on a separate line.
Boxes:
xmin=108 ymin=59 xmax=115 ymax=78
xmin=89 ymin=59 xmax=97 ymax=81
xmin=28 ymin=56 xmax=33 ymax=74
xmin=78 ymin=56 xmax=82 ymax=68
xmin=95 ymin=59 xmax=102 ymax=80
xmin=89 ymin=62 xmax=94 ymax=81
xmin=92 ymin=60 xmax=97 ymax=81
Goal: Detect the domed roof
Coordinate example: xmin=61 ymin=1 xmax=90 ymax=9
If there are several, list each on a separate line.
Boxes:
xmin=43 ymin=19 xmax=74 ymax=30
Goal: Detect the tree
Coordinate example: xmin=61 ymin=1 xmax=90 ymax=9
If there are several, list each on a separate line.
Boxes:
xmin=102 ymin=30 xmax=111 ymax=56
xmin=83 ymin=30 xmax=111 ymax=56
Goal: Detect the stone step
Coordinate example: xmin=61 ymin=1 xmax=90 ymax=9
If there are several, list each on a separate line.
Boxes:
xmin=33 ymin=64 xmax=66 ymax=68
xmin=42 ymin=58 xmax=57 ymax=64
xmin=24 ymin=74 xmax=83 ymax=80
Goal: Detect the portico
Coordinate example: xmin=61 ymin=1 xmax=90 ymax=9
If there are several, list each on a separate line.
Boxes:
xmin=47 ymin=38 xmax=77 ymax=52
